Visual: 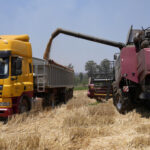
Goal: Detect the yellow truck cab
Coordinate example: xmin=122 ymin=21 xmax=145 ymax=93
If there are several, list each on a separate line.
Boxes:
xmin=0 ymin=35 xmax=33 ymax=117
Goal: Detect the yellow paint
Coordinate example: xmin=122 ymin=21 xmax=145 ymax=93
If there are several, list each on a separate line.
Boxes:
xmin=0 ymin=35 xmax=32 ymax=57
xmin=0 ymin=98 xmax=12 ymax=108
xmin=0 ymin=35 xmax=33 ymax=108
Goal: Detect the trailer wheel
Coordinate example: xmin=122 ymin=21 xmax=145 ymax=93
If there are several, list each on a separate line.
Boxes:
xmin=19 ymin=97 xmax=30 ymax=113
xmin=63 ymin=91 xmax=68 ymax=104
xmin=114 ymin=89 xmax=133 ymax=114
xmin=70 ymin=89 xmax=73 ymax=99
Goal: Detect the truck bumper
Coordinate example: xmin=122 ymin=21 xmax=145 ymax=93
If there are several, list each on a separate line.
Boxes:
xmin=0 ymin=108 xmax=13 ymax=117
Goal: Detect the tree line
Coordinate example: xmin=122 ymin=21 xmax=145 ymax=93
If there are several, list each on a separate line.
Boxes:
xmin=68 ymin=58 xmax=114 ymax=87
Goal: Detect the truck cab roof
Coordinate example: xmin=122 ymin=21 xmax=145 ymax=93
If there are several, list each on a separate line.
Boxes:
xmin=0 ymin=34 xmax=32 ymax=58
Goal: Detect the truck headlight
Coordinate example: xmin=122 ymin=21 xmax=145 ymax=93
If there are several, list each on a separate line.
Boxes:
xmin=0 ymin=102 xmax=10 ymax=106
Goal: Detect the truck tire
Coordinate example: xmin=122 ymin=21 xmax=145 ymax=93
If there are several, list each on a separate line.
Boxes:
xmin=19 ymin=97 xmax=30 ymax=113
xmin=114 ymin=89 xmax=133 ymax=114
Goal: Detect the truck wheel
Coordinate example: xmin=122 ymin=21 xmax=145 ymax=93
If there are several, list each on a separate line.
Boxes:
xmin=19 ymin=97 xmax=30 ymax=113
xmin=114 ymin=89 xmax=133 ymax=114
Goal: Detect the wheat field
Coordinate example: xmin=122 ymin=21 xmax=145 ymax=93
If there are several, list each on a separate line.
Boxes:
xmin=0 ymin=91 xmax=150 ymax=150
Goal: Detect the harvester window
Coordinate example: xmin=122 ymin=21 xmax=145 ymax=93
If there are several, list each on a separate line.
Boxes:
xmin=11 ymin=57 xmax=22 ymax=76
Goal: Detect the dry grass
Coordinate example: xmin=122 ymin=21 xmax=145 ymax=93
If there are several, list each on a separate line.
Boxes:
xmin=88 ymin=103 xmax=115 ymax=125
xmin=129 ymin=136 xmax=150 ymax=149
xmin=136 ymin=124 xmax=150 ymax=134
xmin=0 ymin=90 xmax=150 ymax=150
xmin=66 ymin=92 xmax=92 ymax=110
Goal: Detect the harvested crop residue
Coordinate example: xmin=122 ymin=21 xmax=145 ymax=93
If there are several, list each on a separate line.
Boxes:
xmin=0 ymin=90 xmax=150 ymax=150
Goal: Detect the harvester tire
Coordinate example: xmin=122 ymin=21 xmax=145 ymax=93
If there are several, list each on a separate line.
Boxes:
xmin=114 ymin=89 xmax=133 ymax=114
xmin=112 ymin=81 xmax=117 ymax=105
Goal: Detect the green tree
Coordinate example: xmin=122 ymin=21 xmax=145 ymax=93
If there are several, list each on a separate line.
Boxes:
xmin=79 ymin=72 xmax=83 ymax=82
xmin=100 ymin=59 xmax=110 ymax=74
xmin=85 ymin=60 xmax=97 ymax=77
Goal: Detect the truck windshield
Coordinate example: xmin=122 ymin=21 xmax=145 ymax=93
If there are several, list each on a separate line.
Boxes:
xmin=0 ymin=57 xmax=9 ymax=78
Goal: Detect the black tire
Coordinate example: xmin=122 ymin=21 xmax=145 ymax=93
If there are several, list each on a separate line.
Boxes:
xmin=42 ymin=93 xmax=50 ymax=107
xmin=113 ymin=89 xmax=133 ymax=114
xmin=96 ymin=97 xmax=102 ymax=103
xmin=69 ymin=89 xmax=73 ymax=99
xmin=63 ymin=91 xmax=68 ymax=104
xmin=19 ymin=97 xmax=30 ymax=113
xmin=112 ymin=81 xmax=117 ymax=105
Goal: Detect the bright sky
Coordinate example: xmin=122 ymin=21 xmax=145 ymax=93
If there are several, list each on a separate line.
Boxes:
xmin=0 ymin=0 xmax=150 ymax=72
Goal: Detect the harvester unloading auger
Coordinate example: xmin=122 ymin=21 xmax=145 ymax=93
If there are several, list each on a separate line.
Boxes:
xmin=43 ymin=28 xmax=125 ymax=60
xmin=44 ymin=27 xmax=150 ymax=114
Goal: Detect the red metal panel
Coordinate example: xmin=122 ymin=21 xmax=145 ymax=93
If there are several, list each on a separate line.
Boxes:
xmin=0 ymin=108 xmax=13 ymax=117
xmin=121 ymin=47 xmax=138 ymax=83
xmin=145 ymin=48 xmax=150 ymax=72
xmin=137 ymin=48 xmax=150 ymax=82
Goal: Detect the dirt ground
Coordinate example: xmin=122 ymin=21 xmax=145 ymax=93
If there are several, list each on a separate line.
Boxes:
xmin=0 ymin=90 xmax=150 ymax=150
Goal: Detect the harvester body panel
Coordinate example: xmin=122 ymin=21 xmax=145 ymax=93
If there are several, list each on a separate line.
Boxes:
xmin=137 ymin=48 xmax=150 ymax=82
xmin=120 ymin=47 xmax=138 ymax=83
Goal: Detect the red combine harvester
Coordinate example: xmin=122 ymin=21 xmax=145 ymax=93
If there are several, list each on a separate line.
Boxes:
xmin=88 ymin=77 xmax=113 ymax=101
xmin=45 ymin=26 xmax=150 ymax=113
xmin=87 ymin=61 xmax=114 ymax=101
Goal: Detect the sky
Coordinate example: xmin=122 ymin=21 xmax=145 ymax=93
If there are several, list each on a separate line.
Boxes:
xmin=0 ymin=0 xmax=150 ymax=72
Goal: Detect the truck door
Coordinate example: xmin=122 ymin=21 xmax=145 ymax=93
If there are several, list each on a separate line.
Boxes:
xmin=11 ymin=56 xmax=24 ymax=97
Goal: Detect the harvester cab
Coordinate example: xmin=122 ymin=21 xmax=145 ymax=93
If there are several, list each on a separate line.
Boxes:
xmin=126 ymin=26 xmax=150 ymax=49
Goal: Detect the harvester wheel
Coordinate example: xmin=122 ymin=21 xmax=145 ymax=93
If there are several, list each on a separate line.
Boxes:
xmin=19 ymin=97 xmax=30 ymax=113
xmin=114 ymin=89 xmax=133 ymax=114
xmin=112 ymin=81 xmax=117 ymax=105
